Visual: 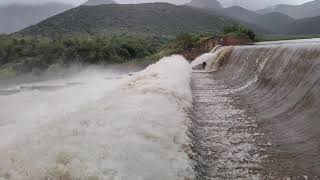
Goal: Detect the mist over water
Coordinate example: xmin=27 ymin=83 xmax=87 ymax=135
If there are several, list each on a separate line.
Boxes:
xmin=0 ymin=56 xmax=193 ymax=180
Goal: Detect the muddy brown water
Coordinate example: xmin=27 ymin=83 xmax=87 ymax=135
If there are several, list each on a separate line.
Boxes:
xmin=190 ymin=43 xmax=320 ymax=179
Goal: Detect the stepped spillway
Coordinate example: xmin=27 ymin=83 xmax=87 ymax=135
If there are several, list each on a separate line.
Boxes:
xmin=190 ymin=39 xmax=320 ymax=179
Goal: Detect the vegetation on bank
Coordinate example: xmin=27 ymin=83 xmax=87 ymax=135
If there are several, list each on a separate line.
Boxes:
xmin=221 ymin=25 xmax=256 ymax=41
xmin=0 ymin=34 xmax=169 ymax=78
xmin=0 ymin=33 xmax=216 ymax=78
xmin=9 ymin=25 xmax=316 ymax=79
xmin=0 ymin=25 xmax=262 ymax=79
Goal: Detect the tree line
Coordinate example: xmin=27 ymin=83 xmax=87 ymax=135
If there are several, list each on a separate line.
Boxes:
xmin=0 ymin=25 xmax=257 ymax=78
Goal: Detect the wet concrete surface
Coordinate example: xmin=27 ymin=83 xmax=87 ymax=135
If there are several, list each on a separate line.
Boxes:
xmin=190 ymin=43 xmax=320 ymax=179
xmin=189 ymin=72 xmax=263 ymax=179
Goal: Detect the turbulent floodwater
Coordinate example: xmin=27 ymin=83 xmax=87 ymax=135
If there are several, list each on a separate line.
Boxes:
xmin=0 ymin=56 xmax=194 ymax=180
xmin=2 ymin=39 xmax=320 ymax=180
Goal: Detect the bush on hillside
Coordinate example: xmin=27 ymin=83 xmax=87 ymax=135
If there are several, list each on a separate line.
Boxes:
xmin=222 ymin=25 xmax=256 ymax=41
xmin=174 ymin=33 xmax=201 ymax=49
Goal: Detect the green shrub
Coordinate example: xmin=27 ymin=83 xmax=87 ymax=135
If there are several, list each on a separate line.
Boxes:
xmin=173 ymin=33 xmax=200 ymax=50
xmin=222 ymin=25 xmax=256 ymax=41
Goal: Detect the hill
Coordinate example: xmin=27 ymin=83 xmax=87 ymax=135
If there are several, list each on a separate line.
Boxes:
xmin=289 ymin=16 xmax=320 ymax=34
xmin=257 ymin=12 xmax=294 ymax=33
xmin=0 ymin=2 xmax=73 ymax=34
xmin=223 ymin=6 xmax=260 ymax=23
xmin=223 ymin=6 xmax=294 ymax=34
xmin=257 ymin=0 xmax=320 ymax=19
xmin=225 ymin=5 xmax=320 ymax=35
xmin=219 ymin=0 xmax=297 ymax=11
xmin=82 ymin=0 xmax=117 ymax=6
xmin=18 ymin=3 xmax=239 ymax=37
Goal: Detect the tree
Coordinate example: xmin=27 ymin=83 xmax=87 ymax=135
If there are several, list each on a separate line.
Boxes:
xmin=223 ymin=25 xmax=256 ymax=41
xmin=174 ymin=33 xmax=200 ymax=49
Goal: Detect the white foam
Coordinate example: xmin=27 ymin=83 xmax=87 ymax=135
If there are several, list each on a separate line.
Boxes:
xmin=0 ymin=55 xmax=193 ymax=180
xmin=191 ymin=53 xmax=218 ymax=71
xmin=191 ymin=45 xmax=223 ymax=68
xmin=210 ymin=45 xmax=222 ymax=53
xmin=191 ymin=46 xmax=230 ymax=72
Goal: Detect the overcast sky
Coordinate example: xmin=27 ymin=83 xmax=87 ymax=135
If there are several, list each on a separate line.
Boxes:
xmin=0 ymin=0 xmax=314 ymax=10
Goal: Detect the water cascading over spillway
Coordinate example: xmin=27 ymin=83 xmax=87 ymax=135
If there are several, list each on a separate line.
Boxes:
xmin=190 ymin=39 xmax=320 ymax=179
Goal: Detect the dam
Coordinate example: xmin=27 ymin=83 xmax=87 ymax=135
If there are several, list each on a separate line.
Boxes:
xmin=0 ymin=39 xmax=320 ymax=179
xmin=190 ymin=39 xmax=320 ymax=179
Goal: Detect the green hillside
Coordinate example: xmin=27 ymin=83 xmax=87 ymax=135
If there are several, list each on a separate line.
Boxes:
xmin=18 ymin=3 xmax=237 ymax=37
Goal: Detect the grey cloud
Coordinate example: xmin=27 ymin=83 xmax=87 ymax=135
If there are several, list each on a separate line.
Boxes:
xmin=0 ymin=0 xmax=313 ymax=9
xmin=219 ymin=0 xmax=312 ymax=10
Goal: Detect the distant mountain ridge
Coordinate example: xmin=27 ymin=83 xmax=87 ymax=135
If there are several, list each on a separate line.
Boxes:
xmin=188 ymin=0 xmax=222 ymax=10
xmin=218 ymin=0 xmax=299 ymax=11
xmin=0 ymin=2 xmax=73 ymax=34
xmin=225 ymin=4 xmax=320 ymax=35
xmin=223 ymin=6 xmax=295 ymax=34
xmin=257 ymin=0 xmax=320 ymax=19
xmin=185 ymin=1 xmax=297 ymax=34
xmin=188 ymin=2 xmax=320 ymax=35
xmin=82 ymin=0 xmax=117 ymax=6
xmin=289 ymin=16 xmax=320 ymax=34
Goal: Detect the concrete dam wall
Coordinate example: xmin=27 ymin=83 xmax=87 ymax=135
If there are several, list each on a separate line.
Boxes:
xmin=190 ymin=39 xmax=320 ymax=179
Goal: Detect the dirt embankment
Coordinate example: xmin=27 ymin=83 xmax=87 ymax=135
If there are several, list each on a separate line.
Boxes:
xmin=182 ymin=36 xmax=252 ymax=61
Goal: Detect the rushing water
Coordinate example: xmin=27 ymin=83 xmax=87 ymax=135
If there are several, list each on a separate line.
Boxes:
xmin=2 ymin=38 xmax=320 ymax=180
xmin=0 ymin=56 xmax=194 ymax=180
